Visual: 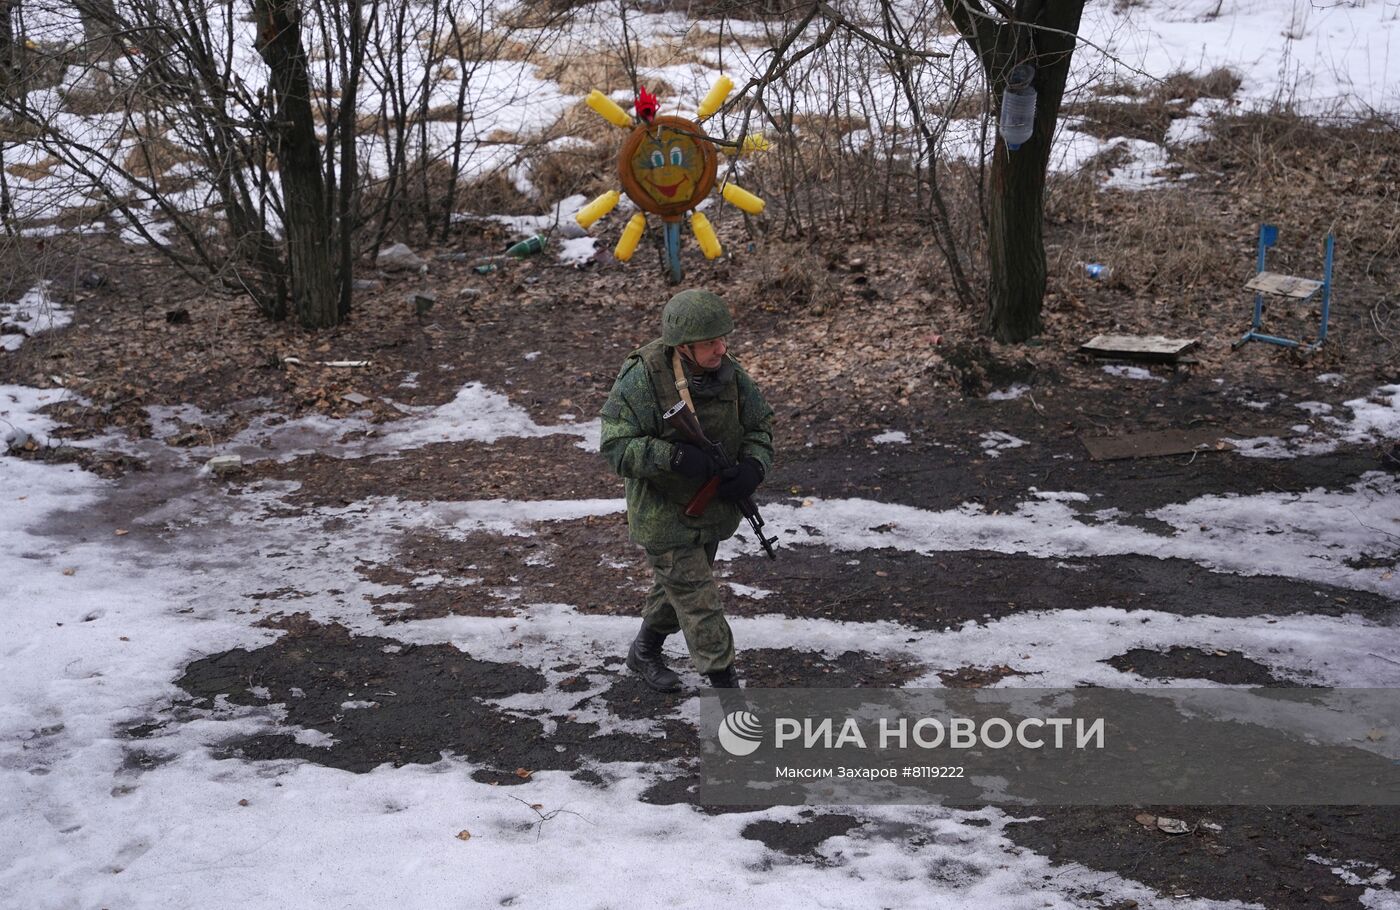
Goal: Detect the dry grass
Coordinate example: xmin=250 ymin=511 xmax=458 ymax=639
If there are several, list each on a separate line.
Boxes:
xmin=521 ymin=141 xmax=614 ymax=204
xmin=5 ymin=156 xmax=61 ymax=182
xmin=121 ymin=127 xmax=199 ymax=182
xmin=790 ymin=112 xmax=871 ymax=137
xmin=425 ymin=22 xmax=541 ymax=65
xmin=1039 ymin=105 xmax=1400 ymax=357
xmin=742 ymin=240 xmax=839 ymax=313
xmin=1065 ymin=67 xmax=1242 ymax=144
xmin=533 ymin=43 xmax=710 ymax=96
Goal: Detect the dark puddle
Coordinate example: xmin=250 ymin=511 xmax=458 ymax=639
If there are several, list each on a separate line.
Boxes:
xmin=1104 ymin=646 xmax=1301 ymax=686
xmin=724 ymin=546 xmax=1399 ymax=629
xmin=173 ymin=617 xmax=683 ymax=776
xmin=741 ymin=811 xmax=864 ymax=858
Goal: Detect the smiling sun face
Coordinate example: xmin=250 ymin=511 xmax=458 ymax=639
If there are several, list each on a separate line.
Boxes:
xmin=620 ymin=116 xmax=717 ymax=217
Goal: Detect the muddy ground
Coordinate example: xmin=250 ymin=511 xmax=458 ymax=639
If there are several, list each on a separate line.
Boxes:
xmin=5 ymin=156 xmax=1399 ymax=907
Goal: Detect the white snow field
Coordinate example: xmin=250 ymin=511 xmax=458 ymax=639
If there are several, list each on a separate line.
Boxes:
xmin=3 ymin=0 xmax=1397 ymax=255
xmin=3 ymin=367 xmax=1399 ymax=908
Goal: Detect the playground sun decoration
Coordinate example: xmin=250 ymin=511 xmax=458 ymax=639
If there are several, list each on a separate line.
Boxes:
xmin=573 ymin=78 xmax=769 ymax=283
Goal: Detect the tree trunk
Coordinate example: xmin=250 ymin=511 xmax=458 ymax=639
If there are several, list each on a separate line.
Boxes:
xmin=335 ymin=0 xmax=368 ymax=322
xmin=254 ymin=0 xmax=340 ymax=329
xmin=946 ymin=0 xmax=1085 ymax=343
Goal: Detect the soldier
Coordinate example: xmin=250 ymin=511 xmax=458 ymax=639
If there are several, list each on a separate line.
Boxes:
xmin=600 ymin=289 xmax=774 ymax=691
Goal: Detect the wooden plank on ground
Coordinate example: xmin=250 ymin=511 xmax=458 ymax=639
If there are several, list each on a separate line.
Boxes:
xmin=1080 ymin=429 xmax=1235 ymax=461
xmin=1245 ymin=272 xmax=1323 ymax=299
xmin=1080 ymin=334 xmax=1197 ymax=362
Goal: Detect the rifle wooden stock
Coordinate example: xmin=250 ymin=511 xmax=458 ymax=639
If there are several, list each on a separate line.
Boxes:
xmin=661 ymin=399 xmax=778 ymax=560
xmin=685 ymin=476 xmax=721 ymax=517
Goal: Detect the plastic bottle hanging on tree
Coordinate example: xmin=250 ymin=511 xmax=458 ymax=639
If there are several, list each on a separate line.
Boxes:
xmin=999 ymin=64 xmax=1037 ymax=151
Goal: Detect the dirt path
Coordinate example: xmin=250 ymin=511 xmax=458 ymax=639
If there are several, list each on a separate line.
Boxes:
xmin=4 ymin=230 xmax=1399 ymax=908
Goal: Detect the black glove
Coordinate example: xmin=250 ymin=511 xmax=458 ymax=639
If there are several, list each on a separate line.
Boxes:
xmin=717 ymin=457 xmax=763 ymax=501
xmin=670 ymin=442 xmax=717 ymax=480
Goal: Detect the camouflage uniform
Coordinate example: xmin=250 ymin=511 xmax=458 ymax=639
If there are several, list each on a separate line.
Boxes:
xmin=600 ymin=291 xmax=774 ymax=682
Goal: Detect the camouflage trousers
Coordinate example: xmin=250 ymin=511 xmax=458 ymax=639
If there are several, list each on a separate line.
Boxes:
xmin=642 ymin=541 xmax=735 ymax=674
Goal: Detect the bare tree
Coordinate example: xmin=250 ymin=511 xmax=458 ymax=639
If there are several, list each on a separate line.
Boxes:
xmin=943 ymin=0 xmax=1086 ymax=342
xmin=0 ymin=0 xmax=565 ymax=329
xmin=713 ymin=0 xmax=1088 ymax=341
xmin=252 ymin=0 xmax=338 ymax=327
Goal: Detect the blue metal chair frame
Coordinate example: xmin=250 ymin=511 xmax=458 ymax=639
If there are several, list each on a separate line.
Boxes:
xmin=1233 ymin=223 xmax=1334 ymax=351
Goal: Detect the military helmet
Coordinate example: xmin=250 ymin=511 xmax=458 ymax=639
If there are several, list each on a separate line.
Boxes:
xmin=661 ymin=289 xmax=734 ymax=346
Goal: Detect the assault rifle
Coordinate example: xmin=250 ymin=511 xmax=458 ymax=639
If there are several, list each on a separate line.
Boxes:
xmin=663 ymin=400 xmax=778 ymax=560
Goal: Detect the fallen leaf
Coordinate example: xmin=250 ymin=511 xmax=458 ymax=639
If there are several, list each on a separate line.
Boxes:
xmin=1366 ymin=728 xmax=1384 ymax=742
xmin=62 ymin=567 xmax=76 ymax=576
xmin=114 ymin=529 xmax=129 ymax=536
xmin=515 ymin=768 xmax=532 ymax=780
xmin=530 ymin=803 xmax=543 ymax=810
xmin=238 ymin=799 xmax=249 ymax=807
xmin=455 ymin=830 xmax=472 ymax=841
xmin=1134 ymin=813 xmax=1157 ymax=828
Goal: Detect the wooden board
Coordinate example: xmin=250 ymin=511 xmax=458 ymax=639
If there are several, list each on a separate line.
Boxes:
xmin=1079 ymin=334 xmax=1198 ymax=362
xmin=1080 ymin=429 xmax=1234 ymax=461
xmin=1245 ymin=272 xmax=1323 ymax=299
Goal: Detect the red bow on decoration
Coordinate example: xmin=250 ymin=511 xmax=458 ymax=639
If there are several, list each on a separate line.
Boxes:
xmin=634 ymin=86 xmax=658 ymax=123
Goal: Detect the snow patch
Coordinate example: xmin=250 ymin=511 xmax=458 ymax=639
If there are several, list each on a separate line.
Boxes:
xmin=1 ymin=284 xmax=70 ymax=352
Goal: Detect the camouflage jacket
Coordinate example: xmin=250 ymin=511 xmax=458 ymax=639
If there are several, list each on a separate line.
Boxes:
xmin=600 ymin=339 xmax=775 ymax=551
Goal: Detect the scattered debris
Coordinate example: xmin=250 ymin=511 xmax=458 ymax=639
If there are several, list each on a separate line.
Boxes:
xmin=1156 ymin=817 xmax=1191 ymax=835
xmin=352 ymin=279 xmax=382 ymax=292
xmin=376 ymin=242 xmax=425 ymax=272
xmin=1080 ymin=333 xmax=1198 ymax=363
xmin=341 ymin=392 xmax=371 ymax=406
xmin=207 ymin=455 xmax=243 ymax=476
xmin=505 ymin=234 xmax=547 ymax=258
xmin=319 ymin=360 xmax=371 ymax=368
xmin=1081 ymin=429 xmax=1233 ymax=461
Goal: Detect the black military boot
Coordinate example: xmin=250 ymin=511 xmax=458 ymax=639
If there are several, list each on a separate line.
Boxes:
xmin=626 ymin=621 xmax=682 ymax=692
xmin=706 ymin=665 xmax=741 ymax=688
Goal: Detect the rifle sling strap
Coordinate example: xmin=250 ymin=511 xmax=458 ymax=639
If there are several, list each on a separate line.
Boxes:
xmin=671 ymin=349 xmax=696 ymax=416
